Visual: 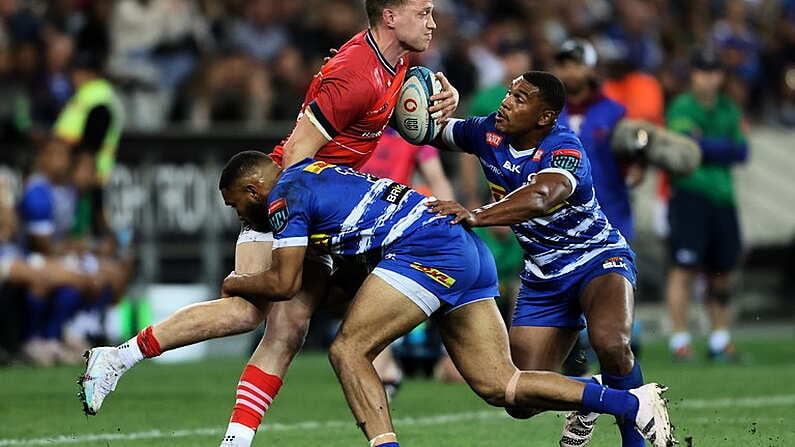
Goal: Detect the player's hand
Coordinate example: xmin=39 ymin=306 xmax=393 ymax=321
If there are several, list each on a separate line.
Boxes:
xmin=222 ymin=271 xmax=243 ymax=297
xmin=426 ymin=199 xmax=477 ymax=226
xmin=429 ymin=72 xmax=459 ymax=125
xmin=322 ymin=48 xmax=339 ymax=65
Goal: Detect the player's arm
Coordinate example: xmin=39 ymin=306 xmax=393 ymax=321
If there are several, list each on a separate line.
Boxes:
xmin=426 ymin=172 xmax=573 ymax=226
xmin=222 ymin=245 xmax=306 ymax=302
xmin=416 ymin=147 xmax=455 ymax=200
xmin=280 ymin=112 xmax=332 ymax=168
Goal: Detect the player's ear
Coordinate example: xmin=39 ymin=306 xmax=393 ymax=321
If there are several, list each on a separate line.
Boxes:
xmin=245 ymin=184 xmax=260 ymax=200
xmin=383 ymin=8 xmax=397 ymax=28
xmin=538 ymin=110 xmax=557 ymax=127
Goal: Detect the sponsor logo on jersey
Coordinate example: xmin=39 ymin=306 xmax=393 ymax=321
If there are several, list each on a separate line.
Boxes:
xmin=268 ymin=198 xmax=289 ymax=233
xmin=303 ymin=161 xmax=335 ymax=174
xmin=410 ymin=262 xmax=457 ymax=288
xmin=551 ymin=149 xmax=582 ymax=173
xmin=532 ymin=149 xmax=544 ymax=162
xmin=602 ymin=256 xmax=628 ymax=270
xmin=485 ymin=132 xmax=504 ymax=147
xmin=487 ymin=181 xmax=507 ymax=201
xmin=381 ymin=182 xmax=410 ymax=204
xmin=310 ymin=233 xmax=330 ymax=249
xmin=502 ymin=160 xmax=521 ymax=173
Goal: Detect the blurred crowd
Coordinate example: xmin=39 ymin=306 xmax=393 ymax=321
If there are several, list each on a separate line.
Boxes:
xmin=1 ymin=0 xmax=795 ymax=137
xmin=0 ymin=0 xmax=783 ymax=367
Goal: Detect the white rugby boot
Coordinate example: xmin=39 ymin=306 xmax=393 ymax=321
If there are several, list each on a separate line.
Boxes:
xmin=560 ymin=375 xmax=601 ymax=447
xmin=631 ymin=383 xmax=677 ymax=447
xmin=78 ymin=347 xmax=129 ymax=415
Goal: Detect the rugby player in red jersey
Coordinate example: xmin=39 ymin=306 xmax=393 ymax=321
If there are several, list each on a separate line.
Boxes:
xmin=79 ymin=2 xmax=459 ymax=447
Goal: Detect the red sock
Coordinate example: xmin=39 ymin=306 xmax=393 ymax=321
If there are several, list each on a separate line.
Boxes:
xmin=136 ymin=326 xmax=163 ymax=358
xmin=230 ymin=365 xmax=283 ymax=429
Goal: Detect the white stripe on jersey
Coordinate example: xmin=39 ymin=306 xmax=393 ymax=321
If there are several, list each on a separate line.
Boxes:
xmin=333 ymin=178 xmax=393 ymax=249
xmin=523 ymin=238 xmax=627 ymax=280
xmin=382 ymin=198 xmax=432 ymax=247
xmin=357 ymin=187 xmax=414 ymax=253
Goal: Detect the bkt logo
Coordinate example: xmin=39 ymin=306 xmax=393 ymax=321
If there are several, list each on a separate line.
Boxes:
xmin=403 ymin=98 xmax=417 ymax=112
xmin=602 ymin=257 xmax=628 ymax=270
xmin=503 ymin=160 xmax=521 ymax=173
xmin=403 ymin=118 xmax=419 ymax=131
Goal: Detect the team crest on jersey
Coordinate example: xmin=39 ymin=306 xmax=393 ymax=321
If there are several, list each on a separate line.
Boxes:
xmin=602 ymin=256 xmax=628 ymax=270
xmin=410 ymin=262 xmax=456 ymax=288
xmin=268 ymin=198 xmax=289 ymax=233
xmin=485 ymin=132 xmax=503 ymax=147
xmin=551 ymin=149 xmax=582 ymax=173
xmin=532 ymin=149 xmax=544 ymax=162
xmin=303 ymin=161 xmax=334 ymax=174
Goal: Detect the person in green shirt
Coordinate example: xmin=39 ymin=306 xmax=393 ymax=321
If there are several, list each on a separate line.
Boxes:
xmin=664 ymin=49 xmax=748 ymax=362
xmin=54 ymin=49 xmax=123 ymax=239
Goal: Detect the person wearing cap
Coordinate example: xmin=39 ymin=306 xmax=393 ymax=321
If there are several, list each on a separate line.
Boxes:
xmin=664 ymin=49 xmax=748 ymax=362
xmin=550 ymin=39 xmax=648 ymax=447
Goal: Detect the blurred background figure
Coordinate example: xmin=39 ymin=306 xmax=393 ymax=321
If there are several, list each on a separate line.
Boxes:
xmin=664 ymin=49 xmax=748 ymax=362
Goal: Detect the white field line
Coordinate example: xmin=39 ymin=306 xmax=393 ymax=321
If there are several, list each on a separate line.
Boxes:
xmin=1 ymin=394 xmax=793 ymax=446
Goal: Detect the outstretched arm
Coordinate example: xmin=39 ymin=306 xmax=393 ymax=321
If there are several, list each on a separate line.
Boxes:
xmin=222 ymin=245 xmax=307 ymax=301
xmin=426 ymin=172 xmax=573 ymax=226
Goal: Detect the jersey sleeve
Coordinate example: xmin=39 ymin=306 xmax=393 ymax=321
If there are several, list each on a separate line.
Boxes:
xmin=537 ymin=141 xmax=590 ymax=197
xmin=19 ymin=185 xmax=55 ymax=236
xmin=268 ymin=182 xmax=314 ymax=249
xmin=441 ymin=115 xmax=492 ymax=156
xmin=306 ymin=68 xmax=376 ymax=140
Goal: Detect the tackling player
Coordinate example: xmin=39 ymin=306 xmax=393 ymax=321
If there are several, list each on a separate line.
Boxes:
xmin=79 ymin=2 xmax=458 ymax=447
xmin=426 ymin=71 xmax=657 ymax=447
xmin=217 ymin=151 xmax=673 ymax=447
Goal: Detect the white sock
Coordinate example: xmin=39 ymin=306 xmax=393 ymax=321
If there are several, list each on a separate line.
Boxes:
xmin=222 ymin=422 xmax=255 ymax=447
xmin=709 ymin=329 xmax=731 ymax=352
xmin=669 ymin=332 xmax=691 ymax=351
xmin=116 ymin=336 xmax=144 ymax=370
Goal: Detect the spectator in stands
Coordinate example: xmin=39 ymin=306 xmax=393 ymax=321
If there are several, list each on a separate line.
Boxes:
xmin=665 ymin=49 xmax=749 ymax=362
xmin=711 ymin=0 xmax=762 ymax=111
xmin=226 ymin=0 xmax=288 ymax=64
xmin=596 ymin=0 xmax=663 ymax=74
xmin=29 ymin=31 xmax=73 ymax=129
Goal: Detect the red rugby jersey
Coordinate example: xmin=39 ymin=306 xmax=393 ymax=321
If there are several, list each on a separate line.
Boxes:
xmin=270 ymin=30 xmax=409 ymax=169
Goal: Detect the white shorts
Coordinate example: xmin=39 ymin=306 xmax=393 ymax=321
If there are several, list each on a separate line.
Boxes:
xmin=236 ymin=224 xmax=334 ymax=272
xmin=236 ymin=224 xmax=275 ymax=245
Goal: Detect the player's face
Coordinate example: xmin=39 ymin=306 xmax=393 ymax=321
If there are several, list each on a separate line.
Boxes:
xmin=691 ymin=69 xmax=724 ymax=97
xmin=552 ymin=60 xmax=591 ymax=96
xmin=222 ymin=182 xmax=270 ymax=232
xmin=495 ymin=77 xmax=556 ymax=134
xmin=392 ymin=0 xmax=436 ymax=52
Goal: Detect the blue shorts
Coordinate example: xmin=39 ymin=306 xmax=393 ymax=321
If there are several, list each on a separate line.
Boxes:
xmin=512 ymin=249 xmax=637 ymax=329
xmin=372 ymin=222 xmax=499 ymax=316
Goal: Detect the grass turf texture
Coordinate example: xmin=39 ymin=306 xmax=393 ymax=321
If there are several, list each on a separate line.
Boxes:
xmin=1 ymin=337 xmax=793 ymax=446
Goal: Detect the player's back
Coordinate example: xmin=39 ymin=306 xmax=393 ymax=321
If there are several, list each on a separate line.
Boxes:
xmin=268 ymin=159 xmax=442 ymax=257
xmin=270 ymin=30 xmax=408 ymax=169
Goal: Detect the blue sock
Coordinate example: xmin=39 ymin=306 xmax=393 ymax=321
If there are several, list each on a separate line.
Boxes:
xmin=581 ymin=383 xmax=638 ymax=420
xmin=602 ymin=362 xmax=645 ymax=447
xmin=44 ymin=287 xmax=83 ymax=339
xmin=374 ymin=443 xmax=399 ymax=447
xmin=567 ymin=376 xmax=601 ymax=385
xmin=24 ymin=292 xmax=48 ymax=339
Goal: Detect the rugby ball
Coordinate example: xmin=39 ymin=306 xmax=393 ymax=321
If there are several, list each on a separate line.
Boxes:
xmin=394 ymin=66 xmax=442 ymax=145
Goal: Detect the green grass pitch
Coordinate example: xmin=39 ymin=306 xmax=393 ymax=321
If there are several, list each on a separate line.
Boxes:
xmin=1 ymin=337 xmax=793 ymax=446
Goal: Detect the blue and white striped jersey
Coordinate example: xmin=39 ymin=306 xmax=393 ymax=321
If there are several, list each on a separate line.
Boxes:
xmin=443 ymin=113 xmax=631 ymax=282
xmin=267 ymin=159 xmax=442 ymax=255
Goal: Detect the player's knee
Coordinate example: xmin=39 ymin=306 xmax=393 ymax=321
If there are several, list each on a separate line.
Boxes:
xmin=328 ymin=337 xmax=354 ymax=370
xmin=590 ymin=333 xmax=633 ymax=372
xmin=264 ymin=316 xmax=311 ymax=354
